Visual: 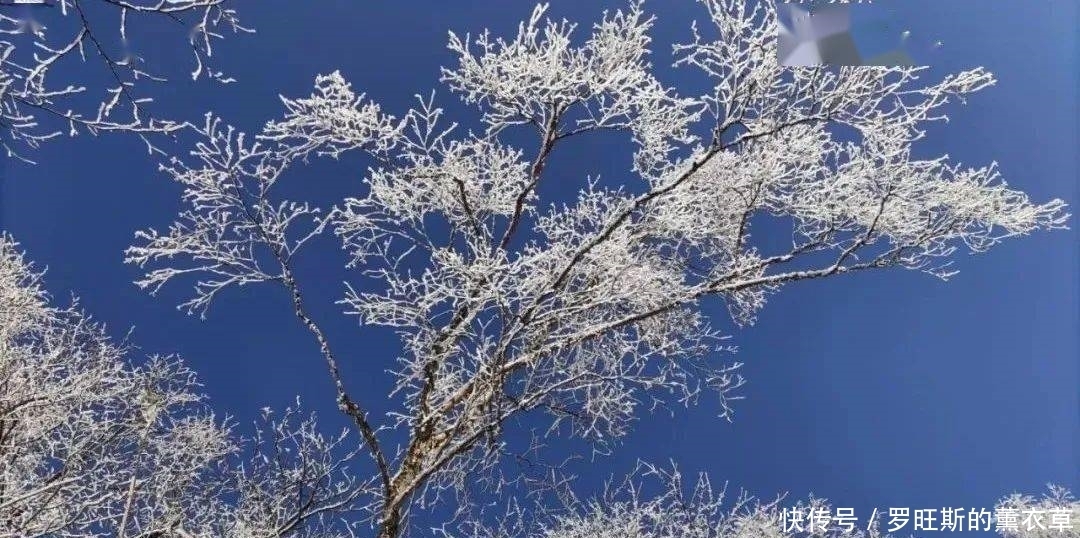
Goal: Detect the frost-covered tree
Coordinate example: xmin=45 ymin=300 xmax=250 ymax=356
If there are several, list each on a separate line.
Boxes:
xmin=124 ymin=1 xmax=1069 ymax=537
xmin=0 ymin=235 xmax=372 ymax=538
xmin=0 ymin=235 xmax=225 ymax=537
xmin=0 ymin=0 xmax=248 ymax=161
xmin=996 ymin=486 xmax=1080 ymax=538
xmin=2 ymin=227 xmax=1073 ymax=538
xmin=459 ymin=463 xmax=877 ymax=538
xmin=462 ymin=465 xmax=1080 ymax=538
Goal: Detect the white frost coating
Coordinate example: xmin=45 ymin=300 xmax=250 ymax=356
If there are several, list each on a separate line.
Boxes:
xmin=460 ymin=464 xmax=890 ymax=538
xmin=996 ymin=486 xmax=1080 ymax=538
xmin=462 ymin=465 xmax=1080 ymax=538
xmin=3 ymin=229 xmax=1075 ymax=538
xmin=0 ymin=235 xmax=225 ymax=537
xmin=0 ymin=0 xmax=249 ymax=160
xmin=125 ymin=2 xmax=1070 ymax=537
xmin=0 ymin=236 xmax=372 ymax=537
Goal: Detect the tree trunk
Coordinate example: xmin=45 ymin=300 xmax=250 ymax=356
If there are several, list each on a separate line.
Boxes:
xmin=377 ymin=507 xmax=403 ymax=538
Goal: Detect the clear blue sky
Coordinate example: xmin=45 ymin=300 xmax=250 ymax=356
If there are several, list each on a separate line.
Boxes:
xmin=2 ymin=0 xmax=1077 ymax=534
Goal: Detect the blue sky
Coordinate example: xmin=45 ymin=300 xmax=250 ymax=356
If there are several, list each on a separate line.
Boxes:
xmin=1 ymin=0 xmax=1077 ymax=534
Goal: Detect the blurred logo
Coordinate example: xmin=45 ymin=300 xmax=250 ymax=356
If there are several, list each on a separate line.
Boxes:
xmin=778 ymin=1 xmax=916 ymax=66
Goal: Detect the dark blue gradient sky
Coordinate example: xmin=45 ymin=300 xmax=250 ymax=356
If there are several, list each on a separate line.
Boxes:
xmin=2 ymin=1 xmax=1076 ymax=534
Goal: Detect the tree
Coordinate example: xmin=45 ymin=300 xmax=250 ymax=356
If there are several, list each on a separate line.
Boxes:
xmin=0 ymin=234 xmax=226 ymax=537
xmin=461 ymin=465 xmax=1080 ymax=538
xmin=0 ymin=242 xmax=1075 ymax=533
xmin=995 ymin=486 xmax=1080 ymax=538
xmin=0 ymin=234 xmax=374 ymax=537
xmin=0 ymin=0 xmax=248 ymax=161
xmin=0 ymin=239 xmax=1073 ymax=538
xmin=121 ymin=1 xmax=1069 ymax=537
